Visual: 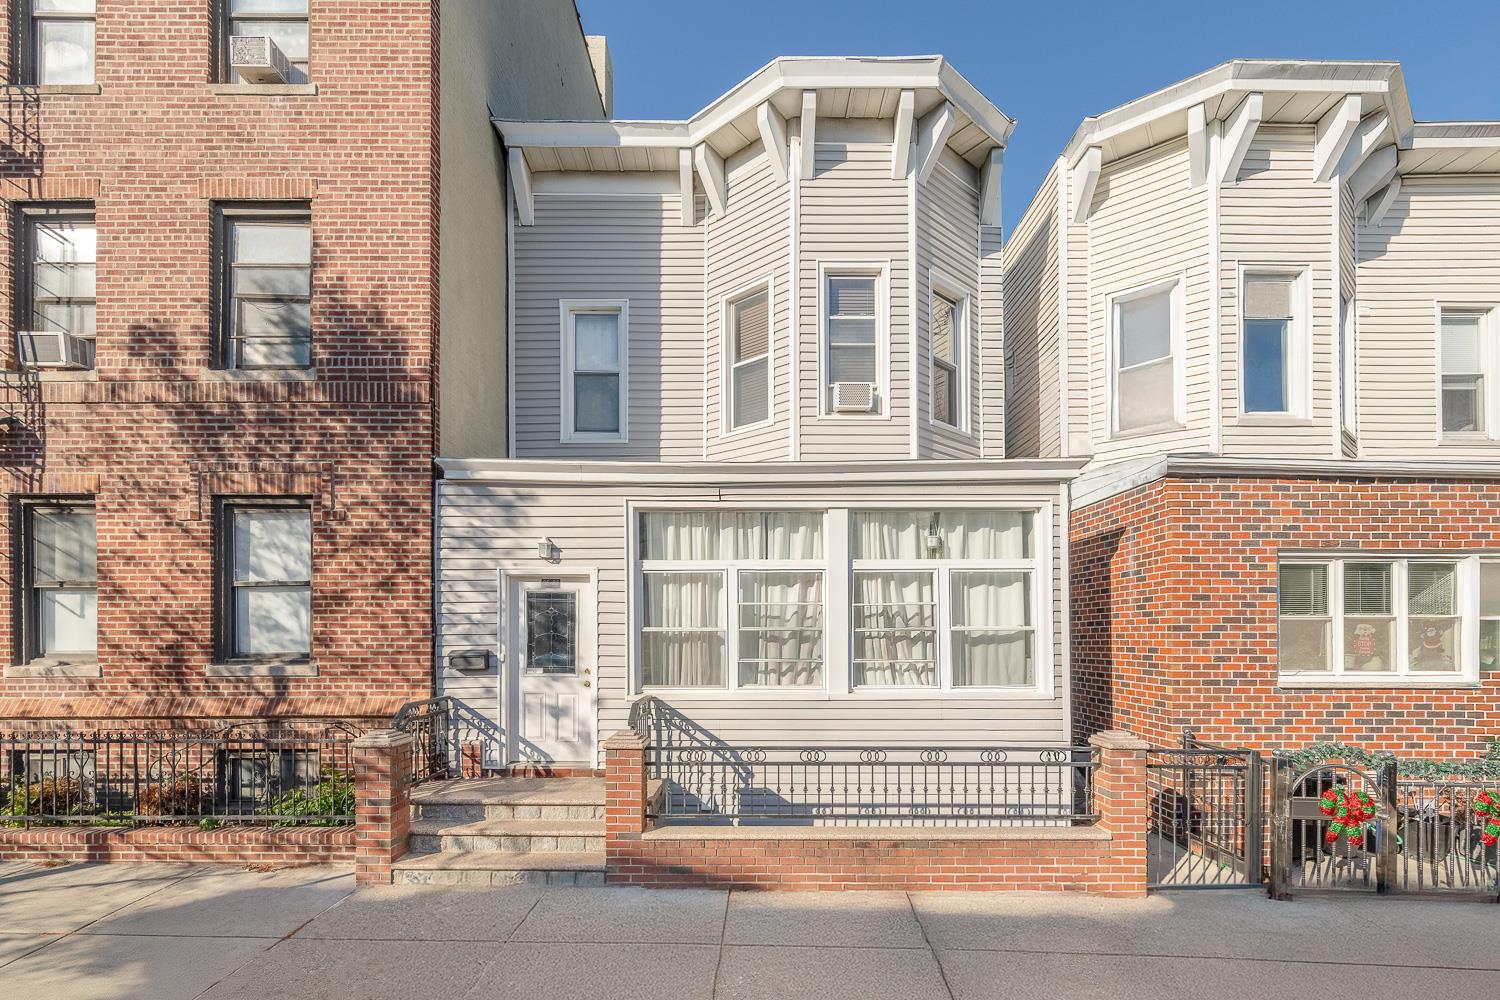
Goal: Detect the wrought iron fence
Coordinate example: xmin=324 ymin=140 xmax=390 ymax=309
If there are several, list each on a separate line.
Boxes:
xmin=0 ymin=726 xmax=358 ymax=827
xmin=1393 ymin=778 xmax=1499 ymax=896
xmin=647 ymin=743 xmax=1097 ymax=826
xmin=391 ymin=696 xmax=502 ymax=784
xmin=1146 ymin=733 xmax=1265 ymax=889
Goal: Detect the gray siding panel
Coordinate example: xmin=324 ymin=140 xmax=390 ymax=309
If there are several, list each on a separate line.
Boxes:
xmin=1002 ymin=165 xmax=1060 ymax=459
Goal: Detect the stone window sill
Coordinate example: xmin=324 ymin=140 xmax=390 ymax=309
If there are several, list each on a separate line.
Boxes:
xmin=33 ymin=369 xmax=98 ymax=382
xmin=1277 ymin=675 xmax=1480 ymax=691
xmin=202 ymin=368 xmax=315 ymax=382
xmin=1 ymin=84 xmax=101 ymax=96
xmin=207 ymin=660 xmax=319 ymax=678
xmin=5 ymin=659 xmax=101 ymax=678
xmin=209 ymin=83 xmax=318 ymax=97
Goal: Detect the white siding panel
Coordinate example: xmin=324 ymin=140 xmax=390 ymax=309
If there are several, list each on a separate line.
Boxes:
xmin=435 ymin=476 xmax=1071 ymax=749
xmin=1002 ymin=164 xmax=1060 ymax=458
xmin=513 ymin=188 xmax=705 ymax=460
xmin=1356 ymin=174 xmax=1500 ymax=459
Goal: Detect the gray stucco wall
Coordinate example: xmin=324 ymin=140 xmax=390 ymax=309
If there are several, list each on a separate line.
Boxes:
xmin=438 ymin=0 xmax=606 ymax=459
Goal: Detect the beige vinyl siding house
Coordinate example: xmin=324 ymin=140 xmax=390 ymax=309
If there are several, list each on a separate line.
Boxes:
xmin=1002 ymin=164 xmax=1060 ymax=460
xmin=440 ymin=57 xmax=1071 ymax=766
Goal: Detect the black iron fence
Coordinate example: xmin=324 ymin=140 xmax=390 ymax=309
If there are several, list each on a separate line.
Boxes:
xmin=631 ymin=695 xmax=1095 ymax=826
xmin=390 ymin=696 xmax=502 ymax=784
xmin=1147 ymin=734 xmax=1265 ymax=889
xmin=0 ymin=726 xmax=358 ymax=827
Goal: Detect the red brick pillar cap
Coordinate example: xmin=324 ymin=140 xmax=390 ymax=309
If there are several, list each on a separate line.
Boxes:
xmin=602 ymin=730 xmax=648 ymax=751
xmin=1088 ymin=730 xmax=1152 ymax=751
xmin=353 ymin=729 xmax=415 ymax=750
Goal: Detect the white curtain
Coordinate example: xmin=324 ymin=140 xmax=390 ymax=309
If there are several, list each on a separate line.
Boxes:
xmin=640 ymin=512 xmax=721 ymax=561
xmin=952 ymin=571 xmax=1033 ymax=686
xmin=852 ymin=571 xmax=936 ymax=686
xmin=641 ymin=511 xmax=822 ymax=561
xmin=737 ymin=571 xmax=822 ymax=687
xmin=731 ymin=512 xmax=822 ymax=560
xmin=641 ymin=571 xmax=724 ymax=686
xmin=852 ymin=511 xmax=1031 ymax=560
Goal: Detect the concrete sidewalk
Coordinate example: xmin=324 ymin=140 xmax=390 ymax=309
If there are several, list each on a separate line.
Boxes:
xmin=2 ymin=861 xmax=1497 ymax=1000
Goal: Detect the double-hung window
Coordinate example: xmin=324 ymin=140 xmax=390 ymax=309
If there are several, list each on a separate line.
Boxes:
xmin=1243 ymin=272 xmax=1304 ymax=415
xmin=21 ymin=0 xmax=95 ymax=85
xmin=218 ymin=502 xmax=312 ymax=662
xmin=222 ymin=0 xmax=310 ymax=84
xmin=930 ymin=291 xmax=962 ymax=427
xmin=726 ymin=286 xmax=770 ymax=430
xmin=562 ymin=302 xmax=628 ymax=442
xmin=1111 ymin=282 xmax=1178 ymax=433
xmin=823 ymin=271 xmax=880 ymax=413
xmin=1278 ymin=556 xmax=1485 ymax=684
xmin=1439 ymin=308 xmax=1491 ymax=436
xmin=638 ymin=511 xmax=824 ymax=689
xmin=19 ymin=502 xmax=96 ymax=662
xmin=18 ymin=206 xmax=96 ymax=368
xmin=852 ymin=510 xmax=1037 ymax=690
xmin=1482 ymin=560 xmax=1500 ymax=674
xmin=216 ymin=204 xmax=312 ymax=369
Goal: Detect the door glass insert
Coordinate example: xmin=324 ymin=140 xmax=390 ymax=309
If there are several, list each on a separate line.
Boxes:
xmin=524 ymin=591 xmax=577 ymax=675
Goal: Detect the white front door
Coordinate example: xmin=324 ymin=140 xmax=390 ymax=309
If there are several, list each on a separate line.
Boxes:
xmin=505 ymin=575 xmax=596 ymax=764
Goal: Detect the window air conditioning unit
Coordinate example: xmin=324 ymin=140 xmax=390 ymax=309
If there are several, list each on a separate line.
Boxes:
xmin=229 ymin=35 xmax=291 ymax=85
xmin=831 ymin=381 xmax=876 ymax=413
xmin=17 ymin=331 xmax=94 ymax=370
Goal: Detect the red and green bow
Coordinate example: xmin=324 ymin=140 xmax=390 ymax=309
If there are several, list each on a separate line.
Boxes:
xmin=1475 ymin=790 xmax=1500 ymax=848
xmin=1319 ymin=786 xmax=1377 ymax=848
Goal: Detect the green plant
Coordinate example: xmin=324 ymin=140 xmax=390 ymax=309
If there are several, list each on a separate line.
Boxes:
xmin=269 ymin=767 xmax=354 ymax=826
xmin=199 ymin=817 xmax=219 ymax=831
xmin=5 ymin=777 xmax=85 ymax=818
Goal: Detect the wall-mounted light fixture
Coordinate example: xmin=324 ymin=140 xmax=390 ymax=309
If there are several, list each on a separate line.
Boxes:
xmin=537 ymin=537 xmax=560 ymax=563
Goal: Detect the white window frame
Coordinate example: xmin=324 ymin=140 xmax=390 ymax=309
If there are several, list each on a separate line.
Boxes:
xmin=559 ymin=299 xmax=629 ymax=444
xmin=1482 ymin=558 xmax=1500 ymax=674
xmin=817 ymin=260 xmax=891 ymax=419
xmin=926 ymin=269 xmax=970 ymax=432
xmin=848 ymin=505 xmax=1052 ymax=699
xmin=632 ymin=506 xmax=829 ymax=696
xmin=625 ymin=501 xmax=1054 ymax=701
xmin=719 ymin=276 xmax=775 ymax=436
xmin=1435 ymin=303 xmax=1497 ymax=443
xmin=1277 ymin=553 xmax=1485 ymax=688
xmin=1106 ymin=276 xmax=1185 ymax=437
xmin=1237 ymin=266 xmax=1311 ymax=420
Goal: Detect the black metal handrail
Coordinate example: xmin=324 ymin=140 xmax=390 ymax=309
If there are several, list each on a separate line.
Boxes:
xmin=0 ymin=726 xmax=358 ymax=827
xmin=647 ymin=741 xmax=1098 ymax=825
xmin=391 ymin=695 xmax=502 ymax=784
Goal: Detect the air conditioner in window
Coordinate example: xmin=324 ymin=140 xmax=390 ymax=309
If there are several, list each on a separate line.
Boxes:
xmin=228 ymin=35 xmax=291 ymax=85
xmin=831 ymin=381 xmax=876 ymax=413
xmin=17 ymin=331 xmax=94 ymax=370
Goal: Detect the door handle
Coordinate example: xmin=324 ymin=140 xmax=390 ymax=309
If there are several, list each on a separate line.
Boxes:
xmin=583 ymin=680 xmax=592 ymax=687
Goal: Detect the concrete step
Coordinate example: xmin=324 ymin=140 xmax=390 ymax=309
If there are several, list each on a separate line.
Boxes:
xmin=410 ymin=776 xmax=605 ymax=824
xmin=392 ymin=850 xmax=606 ymax=887
xmin=408 ymin=817 xmax=605 ymax=855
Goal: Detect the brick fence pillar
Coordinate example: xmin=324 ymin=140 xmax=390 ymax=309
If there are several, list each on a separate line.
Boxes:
xmin=602 ymin=730 xmax=648 ymax=875
xmin=1089 ymin=729 xmax=1152 ymax=897
xmin=353 ymin=729 xmax=414 ymax=886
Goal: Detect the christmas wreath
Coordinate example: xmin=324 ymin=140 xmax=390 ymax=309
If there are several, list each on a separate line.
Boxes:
xmin=1475 ymin=790 xmax=1500 ymax=848
xmin=1319 ymin=786 xmax=1377 ymax=848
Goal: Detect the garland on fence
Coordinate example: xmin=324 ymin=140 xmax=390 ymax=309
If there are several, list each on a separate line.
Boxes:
xmin=1279 ymin=740 xmax=1500 ymax=783
xmin=1476 ymin=791 xmax=1500 ymax=848
xmin=1319 ymin=786 xmax=1377 ymax=847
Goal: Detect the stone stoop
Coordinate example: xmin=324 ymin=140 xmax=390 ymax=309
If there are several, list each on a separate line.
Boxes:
xmin=391 ymin=776 xmax=607 ymax=887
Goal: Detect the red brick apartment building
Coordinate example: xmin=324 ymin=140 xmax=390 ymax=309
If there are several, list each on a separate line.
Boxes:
xmin=0 ymin=1 xmax=606 ymax=728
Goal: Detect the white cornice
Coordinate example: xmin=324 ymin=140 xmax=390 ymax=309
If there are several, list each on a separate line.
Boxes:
xmin=493 ymin=55 xmax=1013 ymax=155
xmin=437 ymin=458 xmax=1088 ymax=485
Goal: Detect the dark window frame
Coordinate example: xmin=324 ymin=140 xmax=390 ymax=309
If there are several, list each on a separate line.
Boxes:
xmin=215 ymin=0 xmax=311 ymax=84
xmin=12 ymin=0 xmax=96 ymax=86
xmin=13 ymin=202 xmax=97 ymax=355
xmin=211 ymin=202 xmax=313 ymax=371
xmin=12 ymin=496 xmax=97 ymax=665
xmin=212 ymin=497 xmax=314 ymax=664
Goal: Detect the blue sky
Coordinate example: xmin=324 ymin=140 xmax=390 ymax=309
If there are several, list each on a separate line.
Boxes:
xmin=574 ymin=0 xmax=1500 ymax=231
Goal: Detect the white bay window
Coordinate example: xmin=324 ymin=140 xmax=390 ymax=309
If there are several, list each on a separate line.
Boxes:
xmin=1278 ymin=556 xmax=1489 ymax=684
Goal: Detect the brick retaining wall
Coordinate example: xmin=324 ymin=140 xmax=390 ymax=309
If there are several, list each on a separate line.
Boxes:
xmin=0 ymin=824 xmax=353 ymax=865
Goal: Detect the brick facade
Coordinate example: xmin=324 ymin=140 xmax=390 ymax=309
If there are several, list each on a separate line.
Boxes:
xmin=0 ymin=2 xmax=436 ymax=723
xmin=1072 ymin=475 xmax=1500 ymax=754
xmin=0 ymin=823 xmax=354 ymax=865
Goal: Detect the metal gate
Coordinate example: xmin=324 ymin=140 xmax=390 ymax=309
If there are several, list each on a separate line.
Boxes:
xmin=1271 ymin=756 xmax=1500 ymax=900
xmin=1147 ymin=736 xmax=1264 ymax=889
